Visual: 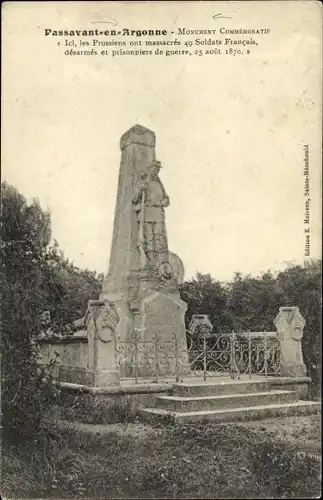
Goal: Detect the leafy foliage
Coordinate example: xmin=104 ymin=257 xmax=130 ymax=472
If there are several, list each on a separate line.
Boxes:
xmin=56 ymin=392 xmax=139 ymax=425
xmin=179 ymin=272 xmax=229 ymax=331
xmin=1 ymin=182 xmax=103 ymax=443
xmin=225 ymin=270 xmax=281 ymax=331
xmin=42 ymin=241 xmax=103 ymax=329
xmin=275 ymin=261 xmax=321 ymax=398
xmin=180 ymin=261 xmax=321 ymax=398
xmin=1 ymin=182 xmax=53 ymax=443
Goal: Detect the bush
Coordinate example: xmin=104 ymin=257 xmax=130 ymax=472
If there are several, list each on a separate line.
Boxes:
xmin=56 ymin=392 xmax=139 ymax=425
xmin=1 ymin=349 xmax=61 ymax=445
xmin=1 ymin=182 xmax=102 ymax=444
xmin=0 ymin=182 xmax=59 ymax=444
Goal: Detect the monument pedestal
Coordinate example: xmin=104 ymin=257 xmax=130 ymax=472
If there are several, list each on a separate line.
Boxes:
xmin=88 ymin=125 xmax=190 ymax=383
xmin=130 ymin=288 xmax=190 ymax=378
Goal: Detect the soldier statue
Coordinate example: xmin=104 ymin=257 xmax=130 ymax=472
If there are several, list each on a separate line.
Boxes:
xmin=132 ymin=160 xmax=173 ymax=279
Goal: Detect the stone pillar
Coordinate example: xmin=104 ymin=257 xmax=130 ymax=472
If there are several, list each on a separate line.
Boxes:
xmin=100 ymin=125 xmax=157 ymax=353
xmin=96 ymin=125 xmax=189 ymax=379
xmin=86 ymin=300 xmax=120 ymax=386
xmin=101 ymin=125 xmax=156 ymax=307
xmin=273 ymin=306 xmax=307 ymax=377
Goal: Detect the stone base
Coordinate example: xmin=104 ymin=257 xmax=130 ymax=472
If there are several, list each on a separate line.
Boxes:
xmin=281 ymin=362 xmax=307 ymax=378
xmin=55 ymin=366 xmax=120 ymax=387
xmin=94 ymin=369 xmax=120 ymax=387
xmin=270 ymin=376 xmax=311 ymax=400
xmin=136 ymin=290 xmax=190 ymax=378
xmin=57 ymin=366 xmax=94 ymax=385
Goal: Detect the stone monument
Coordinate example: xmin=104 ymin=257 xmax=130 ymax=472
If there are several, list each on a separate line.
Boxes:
xmin=274 ymin=306 xmax=307 ymax=377
xmin=92 ymin=124 xmax=189 ymax=380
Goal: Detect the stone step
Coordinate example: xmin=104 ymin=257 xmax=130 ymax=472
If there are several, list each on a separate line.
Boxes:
xmin=139 ymin=401 xmax=321 ymax=425
xmin=155 ymin=390 xmax=298 ymax=412
xmin=172 ymin=379 xmax=273 ymax=397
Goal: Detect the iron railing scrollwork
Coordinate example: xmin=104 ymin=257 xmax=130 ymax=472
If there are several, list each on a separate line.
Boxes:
xmin=115 ymin=327 xmax=282 ymax=383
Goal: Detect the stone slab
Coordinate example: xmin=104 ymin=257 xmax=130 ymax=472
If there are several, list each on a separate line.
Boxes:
xmin=58 ymin=380 xmax=172 ymax=395
xmin=137 ymin=291 xmax=189 ymax=377
xmin=155 ymin=390 xmax=298 ymax=412
xmin=58 ymin=366 xmax=95 ymax=386
xmin=139 ymin=401 xmax=321 ymax=425
xmin=173 ymin=380 xmax=274 ymax=397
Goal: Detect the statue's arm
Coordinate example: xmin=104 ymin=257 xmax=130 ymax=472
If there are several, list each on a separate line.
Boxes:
xmin=132 ymin=181 xmax=144 ymax=204
xmin=160 ymin=182 xmax=170 ymax=207
xmin=162 ymin=194 xmax=170 ymax=207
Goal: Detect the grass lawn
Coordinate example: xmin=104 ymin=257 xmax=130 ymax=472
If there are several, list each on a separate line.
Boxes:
xmin=2 ymin=414 xmax=321 ymax=499
xmin=227 ymin=414 xmax=321 ymax=455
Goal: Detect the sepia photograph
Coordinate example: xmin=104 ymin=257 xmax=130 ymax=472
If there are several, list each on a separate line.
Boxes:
xmin=1 ymin=1 xmax=322 ymax=499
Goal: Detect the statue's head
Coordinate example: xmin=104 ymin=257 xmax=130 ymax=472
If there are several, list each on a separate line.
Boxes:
xmin=148 ymin=160 xmax=162 ymax=180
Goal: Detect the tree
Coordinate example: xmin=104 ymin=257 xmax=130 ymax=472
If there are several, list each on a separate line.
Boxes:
xmin=180 ymin=262 xmax=321 ymax=398
xmin=224 ymin=270 xmax=283 ymax=331
xmin=41 ymin=243 xmax=103 ymax=328
xmin=1 ymin=182 xmax=104 ymax=443
xmin=179 ymin=272 xmax=228 ymax=331
xmin=275 ymin=260 xmax=321 ymax=398
xmin=1 ymin=182 xmax=54 ymax=442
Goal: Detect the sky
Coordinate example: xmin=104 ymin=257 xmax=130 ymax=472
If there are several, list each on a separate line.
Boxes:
xmin=2 ymin=1 xmax=322 ymax=282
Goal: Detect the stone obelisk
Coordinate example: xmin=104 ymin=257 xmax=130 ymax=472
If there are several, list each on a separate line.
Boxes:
xmin=100 ymin=124 xmax=189 ymax=377
xmin=101 ymin=125 xmax=156 ymax=304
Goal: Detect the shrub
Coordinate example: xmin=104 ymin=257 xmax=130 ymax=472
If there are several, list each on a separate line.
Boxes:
xmin=0 ymin=182 xmax=59 ymax=444
xmin=1 ymin=182 xmax=102 ymax=443
xmin=57 ymin=392 xmax=139 ymax=424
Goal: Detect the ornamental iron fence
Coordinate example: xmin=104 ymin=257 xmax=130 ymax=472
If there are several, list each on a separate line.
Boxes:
xmin=115 ymin=327 xmax=282 ymax=383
